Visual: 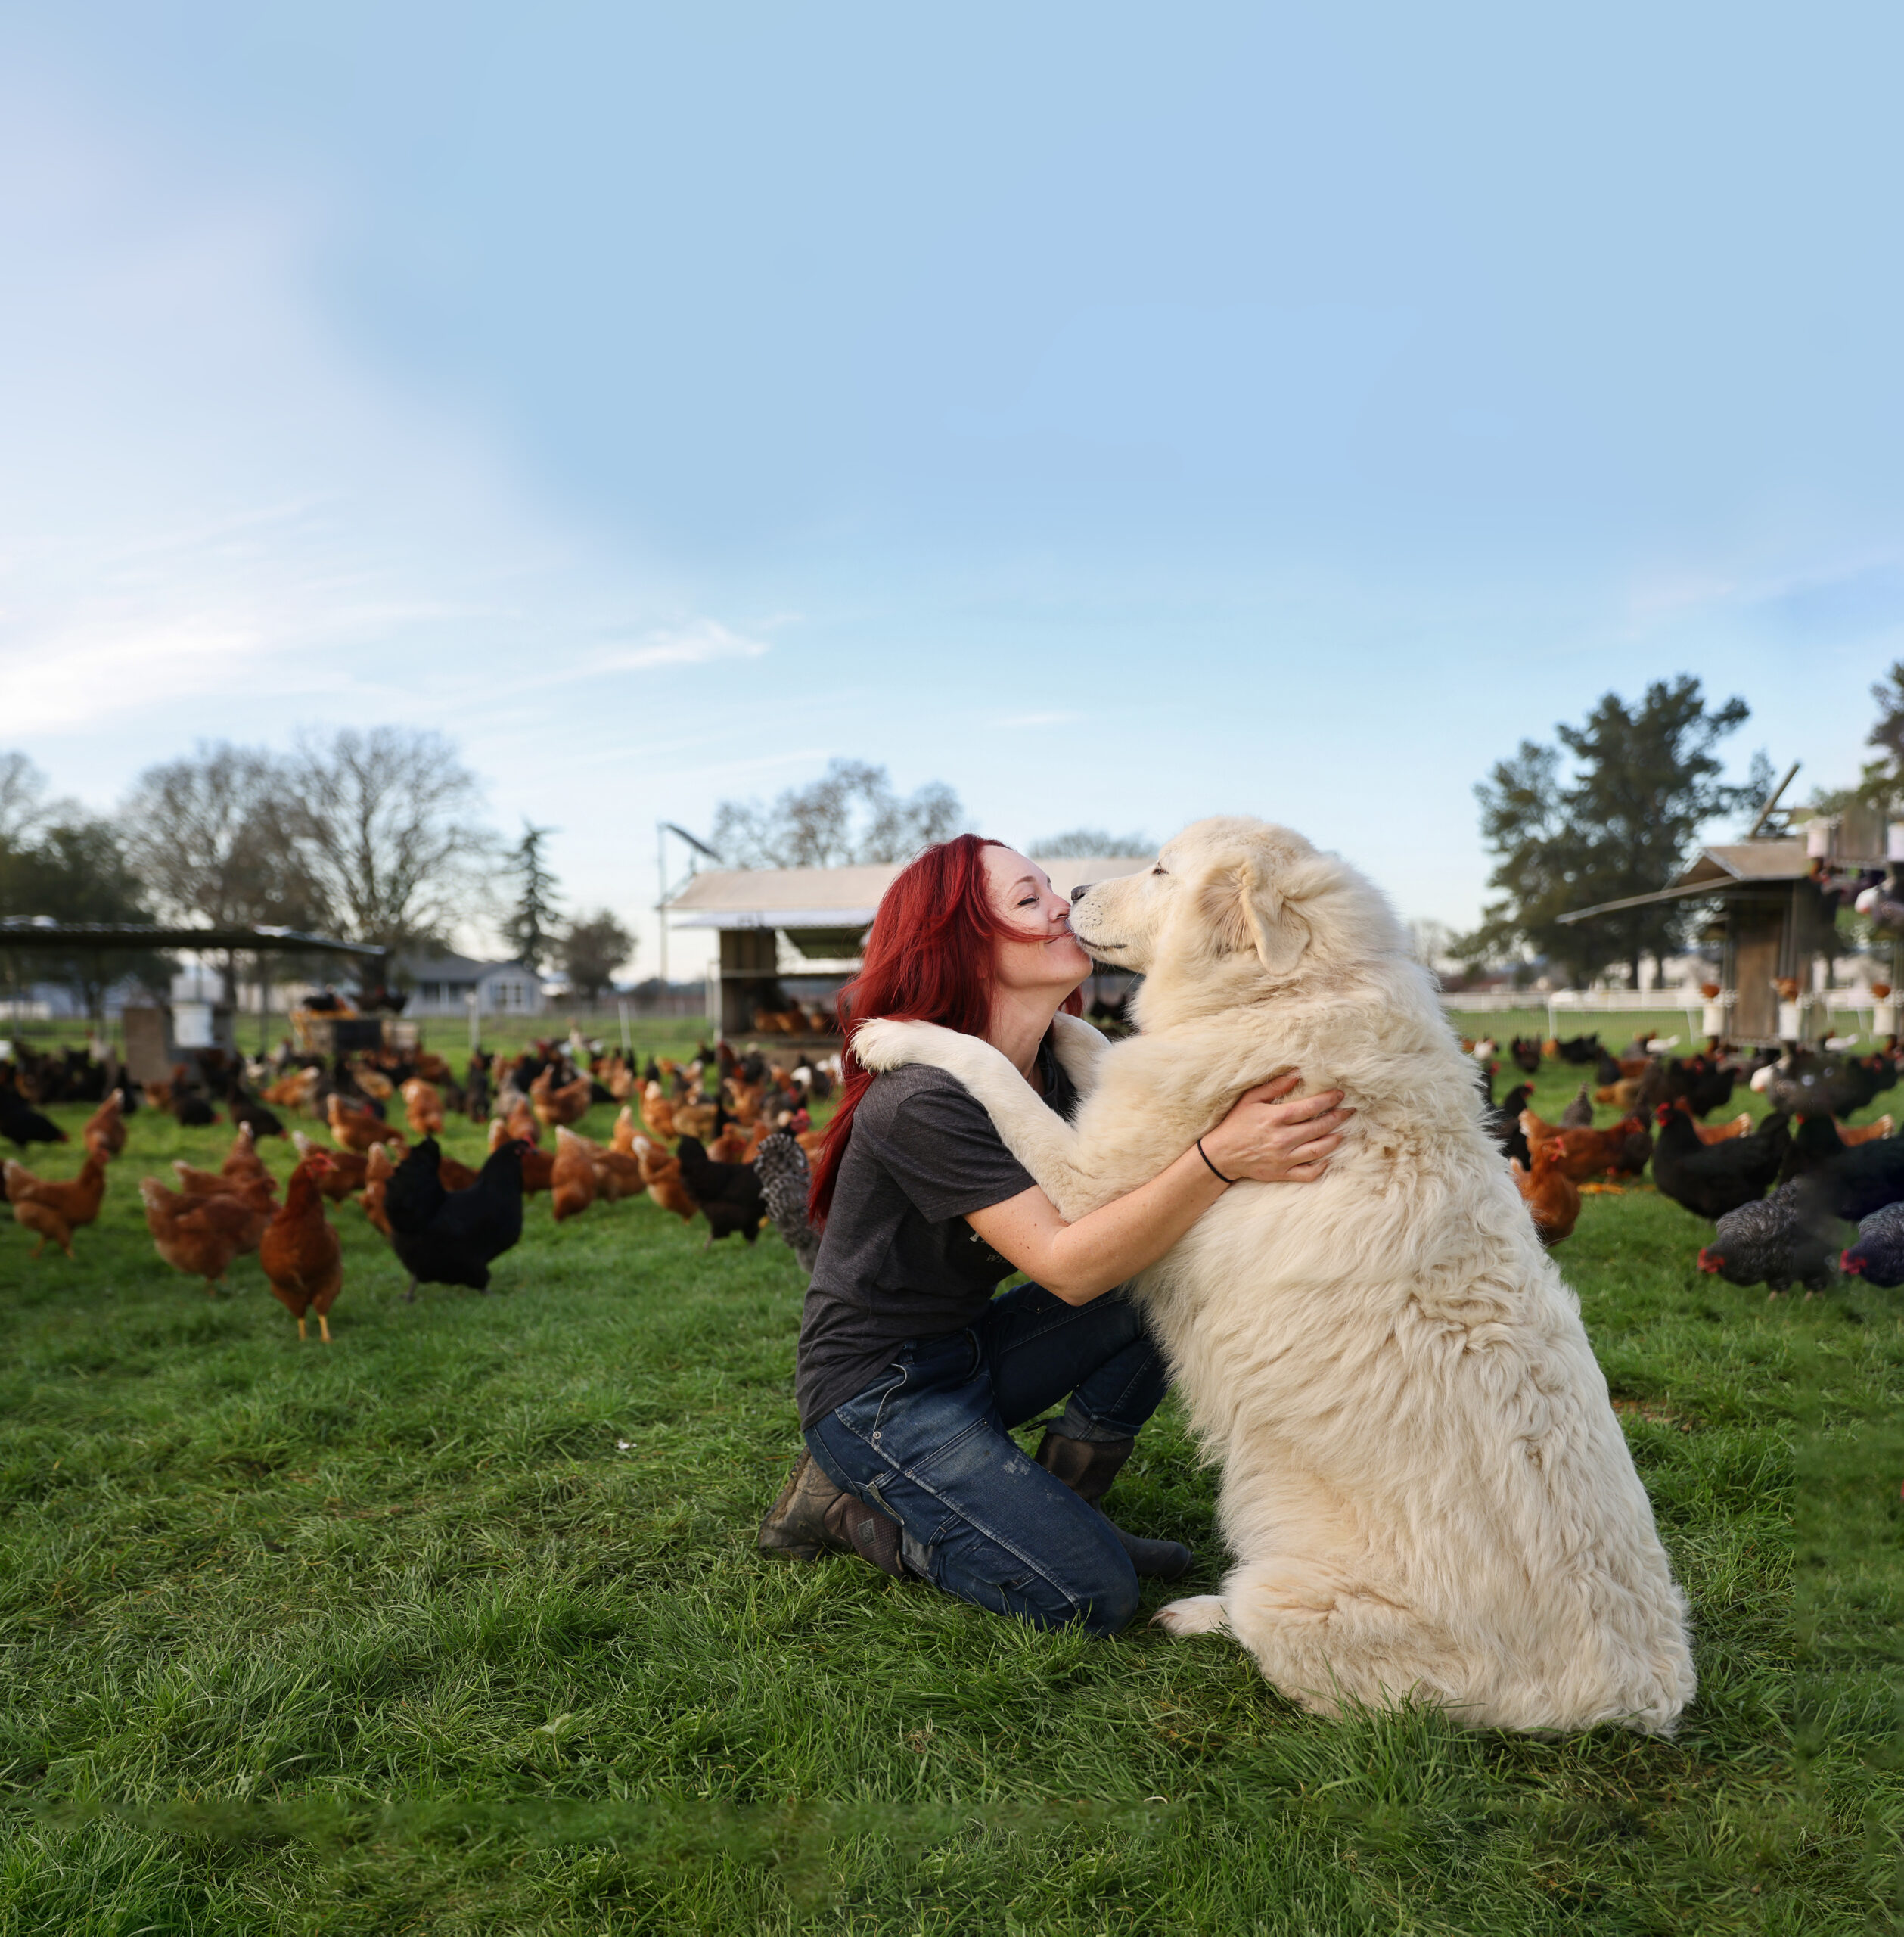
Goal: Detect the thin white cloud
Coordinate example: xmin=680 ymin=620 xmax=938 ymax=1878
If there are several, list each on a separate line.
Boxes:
xmin=592 ymin=618 xmax=770 ymax=673
xmin=997 ymin=710 xmax=1083 ymax=729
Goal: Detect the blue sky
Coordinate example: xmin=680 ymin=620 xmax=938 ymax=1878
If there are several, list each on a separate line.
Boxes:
xmin=4 ymin=4 xmax=1899 ymax=974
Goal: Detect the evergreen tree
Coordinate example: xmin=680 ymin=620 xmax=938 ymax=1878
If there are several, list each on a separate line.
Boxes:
xmin=1459 ymin=677 xmax=1753 ymax=987
xmin=503 ymin=823 xmax=563 ymax=972
xmin=560 ymin=909 xmax=635 ymax=1003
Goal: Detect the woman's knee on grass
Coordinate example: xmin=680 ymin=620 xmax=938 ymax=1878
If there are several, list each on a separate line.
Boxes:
xmin=927 ymin=1511 xmax=1142 ymax=1637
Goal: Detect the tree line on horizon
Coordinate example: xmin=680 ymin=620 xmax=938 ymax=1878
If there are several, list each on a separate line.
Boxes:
xmin=15 ymin=668 xmax=1881 ymax=1021
xmin=0 ymin=731 xmax=636 ymax=1019
xmin=0 ymin=738 xmax=1132 ymax=1021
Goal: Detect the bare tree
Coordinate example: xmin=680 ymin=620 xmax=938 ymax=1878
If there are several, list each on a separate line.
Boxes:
xmin=282 ymin=728 xmax=493 ymax=950
xmin=120 ymin=742 xmax=334 ymax=1018
xmin=713 ymin=760 xmax=964 ymax=869
xmin=0 ymin=752 xmax=78 ymax=845
xmin=1029 ymin=827 xmax=1151 ymax=858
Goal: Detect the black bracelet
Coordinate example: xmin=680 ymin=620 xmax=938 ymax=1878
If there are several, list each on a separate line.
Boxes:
xmin=1197 ymin=1137 xmax=1236 ymax=1185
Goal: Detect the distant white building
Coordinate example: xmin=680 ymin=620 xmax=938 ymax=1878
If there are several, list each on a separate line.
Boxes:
xmin=395 ymin=951 xmax=544 ymax=1018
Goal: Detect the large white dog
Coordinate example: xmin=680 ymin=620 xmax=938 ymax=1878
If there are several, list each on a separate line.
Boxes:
xmin=855 ymin=817 xmax=1694 ymax=1733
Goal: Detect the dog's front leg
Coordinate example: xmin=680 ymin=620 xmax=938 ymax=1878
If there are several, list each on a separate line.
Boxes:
xmin=853 ymin=1019 xmax=1095 ymax=1212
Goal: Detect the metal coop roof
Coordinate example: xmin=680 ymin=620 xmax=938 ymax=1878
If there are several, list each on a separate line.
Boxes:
xmin=666 ymin=855 xmax=1154 ymax=935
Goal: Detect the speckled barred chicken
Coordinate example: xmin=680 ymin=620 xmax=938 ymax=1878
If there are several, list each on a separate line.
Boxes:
xmin=756 ymin=1131 xmax=820 ymax=1275
xmin=1697 ymin=1181 xmax=1837 ymax=1295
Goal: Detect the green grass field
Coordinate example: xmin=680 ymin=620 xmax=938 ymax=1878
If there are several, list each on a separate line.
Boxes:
xmin=2 ymin=1052 xmax=1901 ymax=1933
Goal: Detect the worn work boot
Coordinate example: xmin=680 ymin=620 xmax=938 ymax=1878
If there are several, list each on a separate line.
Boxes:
xmin=822 ymin=1488 xmax=908 ymax=1578
xmin=757 ymin=1448 xmax=847 ymax=1559
xmin=757 ymin=1449 xmax=907 ymax=1578
xmin=1034 ymin=1431 xmax=1196 ymax=1582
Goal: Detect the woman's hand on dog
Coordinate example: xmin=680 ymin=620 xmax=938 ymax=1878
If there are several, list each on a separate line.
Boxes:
xmin=1201 ymin=1074 xmax=1350 ymax=1184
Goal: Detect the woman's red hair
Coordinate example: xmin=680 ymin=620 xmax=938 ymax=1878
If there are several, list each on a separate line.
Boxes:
xmin=809 ymin=834 xmax=1084 ymax=1225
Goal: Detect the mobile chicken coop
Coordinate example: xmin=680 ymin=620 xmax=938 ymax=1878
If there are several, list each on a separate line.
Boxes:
xmin=1558 ymin=805 xmax=1893 ymax=1046
xmin=665 ymin=855 xmax=1154 ymax=1043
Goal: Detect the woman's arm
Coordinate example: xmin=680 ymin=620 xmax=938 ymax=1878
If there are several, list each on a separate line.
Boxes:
xmin=965 ymin=1075 xmax=1350 ymax=1306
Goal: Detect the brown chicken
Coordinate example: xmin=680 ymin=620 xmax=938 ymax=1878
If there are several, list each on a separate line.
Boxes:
xmin=1693 ymin=1112 xmax=1755 ymax=1146
xmin=725 ymin=1077 xmax=764 ymax=1126
xmin=361 ymin=1142 xmax=395 ymax=1237
xmin=502 ymin=1095 xmax=542 ymax=1146
xmin=639 ymin=1083 xmax=678 ymax=1142
xmin=163 ymin=1161 xmax=272 ymax=1252
xmin=222 ymin=1121 xmax=272 ymax=1183
xmin=262 ymin=1065 xmax=321 ymax=1109
xmin=1509 ymin=1146 xmax=1581 ymax=1247
xmin=489 ymin=1116 xmax=554 ymax=1193
xmin=352 ymin=1066 xmax=395 ymax=1102
xmin=401 ymin=1077 xmax=445 ymax=1137
xmin=1593 ymin=1078 xmax=1643 ymax=1112
xmin=294 ymin=1130 xmax=365 ymax=1199
xmin=328 ymin=1094 xmax=405 ymax=1155
xmin=5 ymin=1153 xmax=107 ymax=1258
xmin=140 ymin=1177 xmax=258 ymax=1293
xmin=672 ymin=1099 xmax=720 ymax=1141
xmin=589 ymin=1143 xmax=645 ymax=1201
xmin=532 ymin=1065 xmax=593 ymax=1129
xmin=1836 ymin=1115 xmax=1895 ymax=1146
xmin=1537 ymin=1116 xmax=1648 ymax=1183
xmin=82 ymin=1090 xmax=127 ymax=1162
xmin=260 ymin=1154 xmax=343 ymax=1342
xmin=632 ymin=1133 xmax=697 ymax=1221
xmin=551 ymin=1125 xmax=599 ymax=1223
xmin=611 ymin=1104 xmax=639 ymax=1155
xmin=173 ymin=1158 xmax=276 ymax=1209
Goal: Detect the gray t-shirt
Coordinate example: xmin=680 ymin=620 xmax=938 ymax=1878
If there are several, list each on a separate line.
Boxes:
xmin=795 ymin=1033 xmax=1079 ymax=1427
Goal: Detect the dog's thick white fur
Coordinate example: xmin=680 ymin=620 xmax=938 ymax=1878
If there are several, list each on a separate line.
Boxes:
xmin=855 ymin=817 xmax=1694 ymax=1733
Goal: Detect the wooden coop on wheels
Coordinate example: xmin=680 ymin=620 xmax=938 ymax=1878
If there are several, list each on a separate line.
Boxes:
xmin=1557 ymin=803 xmax=1896 ymax=1047
xmin=665 ymin=854 xmax=1154 ymax=1046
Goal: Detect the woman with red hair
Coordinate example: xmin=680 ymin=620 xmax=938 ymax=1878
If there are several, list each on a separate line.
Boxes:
xmin=758 ymin=834 xmax=1350 ymax=1635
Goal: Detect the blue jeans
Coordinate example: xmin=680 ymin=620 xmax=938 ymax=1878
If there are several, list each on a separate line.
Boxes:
xmin=803 ymin=1284 xmax=1172 ymax=1636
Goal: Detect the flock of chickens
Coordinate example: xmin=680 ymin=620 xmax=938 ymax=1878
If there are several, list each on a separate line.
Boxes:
xmin=2 ymin=1036 xmax=839 ymax=1341
xmin=13 ymin=1015 xmax=1903 ymax=1331
xmin=1480 ymin=1031 xmax=1904 ymax=1295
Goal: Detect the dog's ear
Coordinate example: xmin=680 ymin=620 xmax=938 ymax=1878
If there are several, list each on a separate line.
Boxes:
xmin=1198 ymin=857 xmax=1309 ymax=975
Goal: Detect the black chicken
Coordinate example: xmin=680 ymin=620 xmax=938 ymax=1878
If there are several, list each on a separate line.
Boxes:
xmin=1841 ymin=1201 xmax=1904 ymax=1288
xmin=1479 ymin=1073 xmax=1532 ymax=1167
xmin=173 ymin=1092 xmax=218 ymax=1127
xmin=228 ymin=1090 xmax=286 ymax=1140
xmin=1698 ymin=1181 xmax=1838 ymax=1295
xmin=384 ymin=1134 xmax=528 ymax=1300
xmin=1554 ymin=1034 xmax=1601 ymax=1065
xmin=0 ymin=1084 xmax=67 ymax=1152
xmin=1777 ymin=1118 xmax=1904 ymax=1224
xmin=674 ymin=1134 xmax=766 ymax=1245
xmin=1651 ymin=1103 xmax=1789 ymax=1220
xmin=1666 ymin=1056 xmax=1736 ymax=1121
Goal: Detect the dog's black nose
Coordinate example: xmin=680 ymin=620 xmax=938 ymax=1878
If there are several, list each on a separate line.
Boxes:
xmin=1070 ymin=884 xmax=1092 ymax=904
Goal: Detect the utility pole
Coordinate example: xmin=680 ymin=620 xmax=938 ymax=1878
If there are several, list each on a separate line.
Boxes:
xmin=655 ymin=822 xmax=721 ymax=1002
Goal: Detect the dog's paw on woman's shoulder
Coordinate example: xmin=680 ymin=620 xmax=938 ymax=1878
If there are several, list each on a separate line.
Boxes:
xmin=852 ymin=1018 xmax=949 ymax=1072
